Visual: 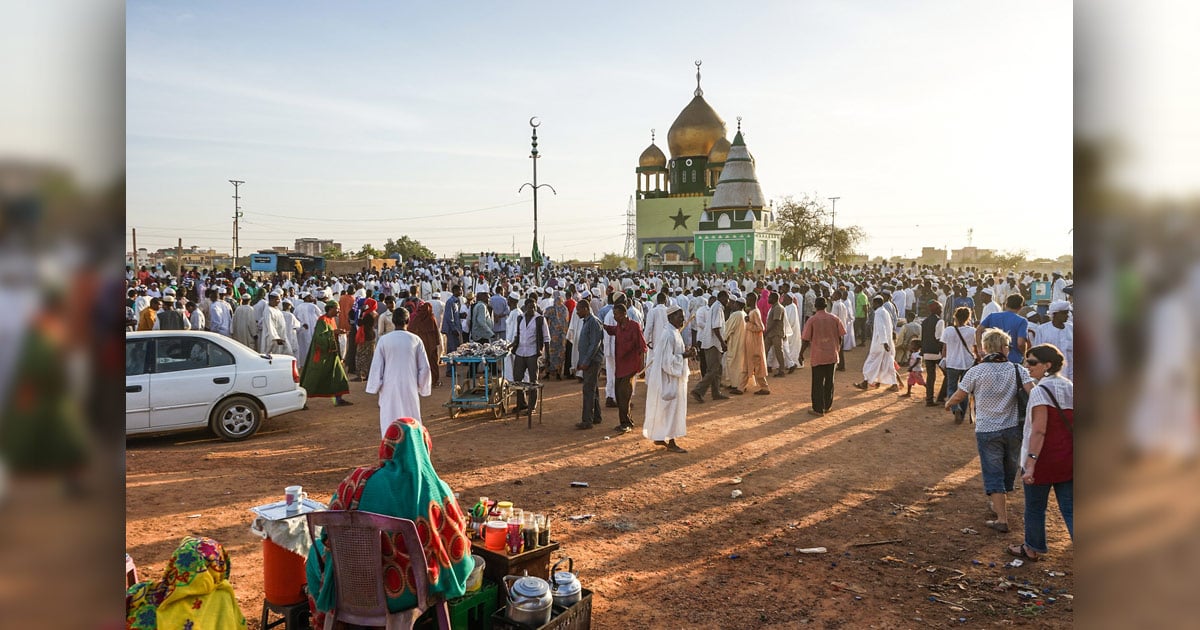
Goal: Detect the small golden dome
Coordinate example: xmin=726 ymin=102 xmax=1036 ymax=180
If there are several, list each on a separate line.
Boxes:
xmin=667 ymin=94 xmax=727 ymax=158
xmin=707 ymin=136 xmax=731 ymax=164
xmin=639 ymin=142 xmax=667 ymax=168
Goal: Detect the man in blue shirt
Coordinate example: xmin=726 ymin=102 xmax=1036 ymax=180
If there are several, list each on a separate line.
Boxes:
xmin=978 ymin=294 xmax=1029 ymax=363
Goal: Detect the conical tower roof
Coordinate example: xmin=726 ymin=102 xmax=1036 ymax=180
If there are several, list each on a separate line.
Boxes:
xmin=708 ymin=123 xmax=764 ymax=210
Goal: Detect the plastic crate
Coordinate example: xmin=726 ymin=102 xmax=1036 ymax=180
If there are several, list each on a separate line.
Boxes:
xmin=415 ymin=580 xmax=499 ymax=630
xmin=489 ymin=588 xmax=592 ymax=630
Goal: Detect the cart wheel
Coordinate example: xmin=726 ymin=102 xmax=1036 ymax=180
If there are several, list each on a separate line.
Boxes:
xmin=449 ymin=407 xmax=461 ymax=419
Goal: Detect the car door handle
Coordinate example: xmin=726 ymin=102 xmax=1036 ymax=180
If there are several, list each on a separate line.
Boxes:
xmin=213 ymin=377 xmax=231 ymax=384
xmin=126 ymin=385 xmax=142 ymax=393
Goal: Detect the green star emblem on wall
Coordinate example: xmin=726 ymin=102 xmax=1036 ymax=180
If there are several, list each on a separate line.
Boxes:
xmin=670 ymin=209 xmax=690 ymax=230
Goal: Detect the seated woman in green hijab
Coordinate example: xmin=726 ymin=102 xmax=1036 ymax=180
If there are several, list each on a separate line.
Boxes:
xmin=307 ymin=417 xmax=474 ymax=627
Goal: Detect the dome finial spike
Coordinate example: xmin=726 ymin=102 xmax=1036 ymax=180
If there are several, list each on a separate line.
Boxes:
xmin=651 ymin=128 xmax=655 ymax=143
xmin=737 ymin=116 xmax=742 ymax=133
xmin=694 ymin=59 xmax=703 ymax=97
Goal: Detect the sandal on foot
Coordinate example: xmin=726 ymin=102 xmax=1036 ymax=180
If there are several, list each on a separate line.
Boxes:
xmin=653 ymin=440 xmax=668 ymax=446
xmin=1006 ymin=544 xmax=1040 ymax=561
xmin=985 ymin=520 xmax=1009 ymax=533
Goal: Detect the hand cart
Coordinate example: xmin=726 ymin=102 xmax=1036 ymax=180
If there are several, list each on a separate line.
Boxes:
xmin=440 ymin=354 xmax=513 ymax=419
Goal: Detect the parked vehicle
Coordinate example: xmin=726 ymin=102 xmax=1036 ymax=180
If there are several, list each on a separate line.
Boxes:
xmin=126 ymin=331 xmax=307 ymax=440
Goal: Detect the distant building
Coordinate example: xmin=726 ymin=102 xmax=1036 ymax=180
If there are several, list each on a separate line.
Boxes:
xmin=950 ymin=247 xmax=996 ymax=264
xmin=918 ymin=247 xmax=948 ymax=267
xmin=294 ymin=238 xmax=341 ymax=256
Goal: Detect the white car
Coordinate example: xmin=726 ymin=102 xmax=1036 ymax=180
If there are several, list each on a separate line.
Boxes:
xmin=126 ymin=331 xmax=307 ymax=440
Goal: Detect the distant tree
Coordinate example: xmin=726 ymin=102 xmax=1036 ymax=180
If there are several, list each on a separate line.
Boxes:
xmin=776 ymin=194 xmax=831 ymax=262
xmin=820 ymin=226 xmax=867 ymax=264
xmin=358 ymin=243 xmax=384 ymax=259
xmin=384 ymin=236 xmax=434 ymax=260
xmin=321 ymin=246 xmax=347 ymax=261
xmin=986 ymin=249 xmax=1029 ymax=271
xmin=599 ymin=252 xmax=636 ymax=270
xmin=162 ymin=257 xmax=180 ymax=277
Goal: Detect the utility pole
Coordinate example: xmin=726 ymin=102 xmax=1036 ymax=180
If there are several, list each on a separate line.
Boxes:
xmin=131 ymin=227 xmax=137 ymax=268
xmin=177 ymin=237 xmax=183 ymax=277
xmin=519 ymin=118 xmax=556 ymax=287
xmin=827 ymin=196 xmax=840 ymax=261
xmin=230 ymin=179 xmax=244 ymax=269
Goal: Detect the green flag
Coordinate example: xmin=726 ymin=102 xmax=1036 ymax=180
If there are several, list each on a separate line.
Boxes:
xmin=531 ymin=237 xmax=541 ymax=264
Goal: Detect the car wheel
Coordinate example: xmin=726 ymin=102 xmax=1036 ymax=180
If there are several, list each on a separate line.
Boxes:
xmin=211 ymin=396 xmax=262 ymax=441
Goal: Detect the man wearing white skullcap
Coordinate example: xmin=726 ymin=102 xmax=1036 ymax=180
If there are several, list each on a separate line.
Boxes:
xmin=1032 ymin=301 xmax=1073 ymax=381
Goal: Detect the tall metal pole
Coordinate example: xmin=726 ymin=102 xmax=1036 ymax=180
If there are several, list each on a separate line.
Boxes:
xmin=131 ymin=227 xmax=137 ymax=269
xmin=827 ymin=196 xmax=840 ymax=262
xmin=230 ymin=180 xmax=244 ymax=269
xmin=520 ymin=118 xmax=555 ymax=287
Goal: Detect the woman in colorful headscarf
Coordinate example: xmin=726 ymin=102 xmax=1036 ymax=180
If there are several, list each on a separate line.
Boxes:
xmin=300 ymin=300 xmax=352 ymax=406
xmin=544 ymin=291 xmax=570 ymax=380
xmin=306 ymin=418 xmax=473 ymax=626
xmin=409 ymin=302 xmax=443 ymax=387
xmin=355 ymin=297 xmax=379 ymax=381
xmin=126 ymin=536 xmax=247 ymax=630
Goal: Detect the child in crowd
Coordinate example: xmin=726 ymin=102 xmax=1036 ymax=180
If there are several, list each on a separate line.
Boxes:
xmin=901 ymin=339 xmax=926 ymax=397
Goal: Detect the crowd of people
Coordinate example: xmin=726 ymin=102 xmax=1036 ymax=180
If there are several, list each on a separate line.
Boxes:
xmin=124 ymin=256 xmax=1075 ymax=624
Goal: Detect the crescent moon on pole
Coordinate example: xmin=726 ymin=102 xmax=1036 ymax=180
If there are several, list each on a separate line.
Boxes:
xmin=529 ymin=116 xmax=541 ymax=128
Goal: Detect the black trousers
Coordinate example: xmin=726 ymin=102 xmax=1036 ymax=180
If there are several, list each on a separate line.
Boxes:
xmin=811 ymin=363 xmax=835 ymax=413
xmin=923 ymin=359 xmax=941 ymax=402
xmin=562 ymin=341 xmax=574 ymax=377
xmin=580 ymin=361 xmax=602 ymax=422
xmin=513 ymin=355 xmax=539 ymax=408
xmin=615 ymin=375 xmax=634 ymax=427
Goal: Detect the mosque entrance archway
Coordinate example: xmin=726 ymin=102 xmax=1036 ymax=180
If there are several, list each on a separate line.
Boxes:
xmin=715 ymin=243 xmax=733 ymax=264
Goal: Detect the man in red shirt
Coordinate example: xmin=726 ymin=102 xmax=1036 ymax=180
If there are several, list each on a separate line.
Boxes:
xmin=799 ymin=296 xmax=847 ymax=417
xmin=602 ymin=302 xmax=647 ymax=433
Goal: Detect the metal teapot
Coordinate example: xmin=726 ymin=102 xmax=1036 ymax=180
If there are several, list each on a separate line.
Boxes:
xmin=549 ymin=557 xmax=582 ymax=608
xmin=503 ymin=572 xmax=553 ymax=627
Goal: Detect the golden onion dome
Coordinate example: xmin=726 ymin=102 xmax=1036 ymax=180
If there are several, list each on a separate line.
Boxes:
xmin=707 ymin=136 xmax=731 ymax=164
xmin=667 ymin=94 xmax=727 ymax=158
xmin=639 ymin=142 xmax=667 ymax=168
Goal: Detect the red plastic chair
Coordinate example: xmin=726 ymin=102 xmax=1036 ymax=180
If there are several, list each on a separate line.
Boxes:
xmin=307 ymin=510 xmax=451 ymax=630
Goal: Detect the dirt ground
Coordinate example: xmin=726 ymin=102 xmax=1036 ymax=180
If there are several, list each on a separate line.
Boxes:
xmin=126 ymin=348 xmax=1073 ymax=629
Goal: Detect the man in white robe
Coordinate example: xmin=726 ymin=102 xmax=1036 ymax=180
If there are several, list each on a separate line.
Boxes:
xmin=365 ymin=307 xmax=432 ymax=435
xmin=643 ymin=306 xmax=693 ymax=453
xmin=642 ymin=295 xmax=668 ymax=370
xmin=854 ymin=295 xmax=899 ymax=390
xmin=231 ymin=295 xmax=258 ymax=350
xmin=782 ymin=293 xmax=803 ymax=369
xmin=280 ymin=302 xmax=300 ymax=358
xmin=295 ymin=293 xmax=322 ymax=368
xmin=208 ymin=289 xmax=233 ymax=336
xmin=258 ymin=293 xmax=289 ymax=354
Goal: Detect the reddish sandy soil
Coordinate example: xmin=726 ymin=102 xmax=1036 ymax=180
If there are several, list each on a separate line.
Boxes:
xmin=126 ymin=350 xmax=1073 ymax=629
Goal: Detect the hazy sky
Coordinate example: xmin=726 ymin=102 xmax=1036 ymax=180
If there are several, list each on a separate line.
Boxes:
xmin=126 ymin=1 xmax=1072 ymax=262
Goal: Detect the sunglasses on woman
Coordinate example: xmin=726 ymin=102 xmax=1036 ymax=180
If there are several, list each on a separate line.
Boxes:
xmin=1025 ymin=359 xmax=1040 ymax=366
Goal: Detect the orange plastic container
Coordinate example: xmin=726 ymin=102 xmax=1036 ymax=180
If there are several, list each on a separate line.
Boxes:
xmin=484 ymin=521 xmax=507 ymax=551
xmin=262 ymin=537 xmax=307 ymax=605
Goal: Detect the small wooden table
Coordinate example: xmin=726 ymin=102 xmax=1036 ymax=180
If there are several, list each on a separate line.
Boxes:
xmin=471 ymin=540 xmax=560 ymax=602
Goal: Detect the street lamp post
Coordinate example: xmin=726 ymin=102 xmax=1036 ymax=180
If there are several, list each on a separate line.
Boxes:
xmin=827 ymin=196 xmax=840 ymax=263
xmin=519 ymin=117 xmax=556 ymax=287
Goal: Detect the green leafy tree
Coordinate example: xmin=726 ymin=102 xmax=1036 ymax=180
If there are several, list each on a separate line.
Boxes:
xmin=820 ymin=225 xmax=867 ymax=264
xmin=776 ymin=194 xmax=830 ymax=262
xmin=599 ymin=252 xmax=636 ymax=270
xmin=384 ymin=236 xmax=435 ymax=260
xmin=358 ymin=243 xmax=384 ymax=259
xmin=321 ymin=246 xmax=347 ymax=261
xmin=986 ymin=249 xmax=1029 ymax=271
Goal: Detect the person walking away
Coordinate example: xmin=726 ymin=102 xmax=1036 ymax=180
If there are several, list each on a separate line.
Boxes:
xmin=365 ymin=307 xmax=432 ymax=435
xmin=1008 ymin=343 xmax=1073 ymax=562
xmin=408 ymin=302 xmax=442 ymax=388
xmin=764 ymin=292 xmax=788 ymax=378
xmin=643 ymin=306 xmax=694 ymax=452
xmin=943 ymin=329 xmax=1034 ymax=533
xmin=742 ymin=302 xmax=771 ymax=395
xmin=574 ymin=300 xmax=605 ymax=429
xmin=721 ymin=296 xmax=747 ymax=394
xmin=800 ymin=297 xmax=846 ymax=416
xmin=940 ymin=306 xmax=979 ymax=424
xmin=300 ymin=301 xmax=353 ymax=407
xmin=979 ymin=294 xmax=1031 ymax=363
xmin=920 ymin=301 xmax=946 ymax=406
xmin=511 ymin=298 xmax=549 ymax=413
xmin=355 ymin=298 xmax=379 ymax=381
xmin=294 ymin=293 xmax=321 ymax=369
xmin=855 ymin=296 xmax=899 ymax=391
xmin=900 ymin=339 xmax=926 ymax=398
xmin=691 ymin=291 xmax=730 ymax=403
